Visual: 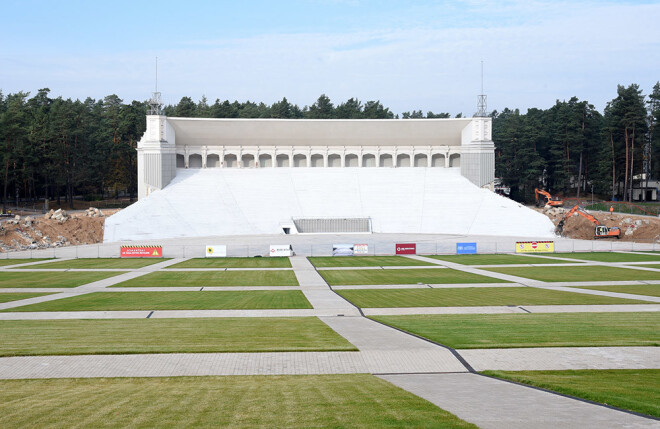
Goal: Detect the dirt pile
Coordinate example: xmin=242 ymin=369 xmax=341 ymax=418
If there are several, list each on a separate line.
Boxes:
xmin=0 ymin=208 xmax=120 ymax=252
xmin=538 ymin=206 xmax=660 ymax=242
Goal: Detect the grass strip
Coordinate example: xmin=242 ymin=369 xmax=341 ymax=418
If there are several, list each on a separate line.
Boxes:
xmin=319 ymin=268 xmax=507 ymax=285
xmin=0 ymin=293 xmax=53 ymax=304
xmin=575 ymin=284 xmax=660 ymax=297
xmin=0 ymin=375 xmax=476 ymax=428
xmin=21 ymin=258 xmax=169 ymax=269
xmin=0 ymin=259 xmax=50 ymax=267
xmin=113 ymin=270 xmax=299 ymax=287
xmin=336 ymin=287 xmax=646 ymax=308
xmin=553 ymin=252 xmax=660 ymax=263
xmin=427 ymin=254 xmax=573 ymax=265
xmin=482 ymin=265 xmax=660 ymax=282
xmin=370 ymin=312 xmax=660 ymax=348
xmin=482 ymin=369 xmax=660 ymax=418
xmin=4 ymin=291 xmax=312 ymax=312
xmin=309 ymin=256 xmax=435 ymax=267
xmin=167 ymin=257 xmax=291 ymax=268
xmin=0 ymin=271 xmax=121 ymax=288
xmin=0 ymin=317 xmax=354 ymax=356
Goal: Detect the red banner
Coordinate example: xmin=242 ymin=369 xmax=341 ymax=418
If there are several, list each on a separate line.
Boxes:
xmin=120 ymin=246 xmax=163 ymax=258
xmin=395 ymin=243 xmax=416 ymax=255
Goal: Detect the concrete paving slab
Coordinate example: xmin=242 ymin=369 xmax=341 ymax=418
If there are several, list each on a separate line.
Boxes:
xmin=331 ymin=283 xmax=524 ymax=289
xmin=380 ymin=373 xmax=659 ymax=429
xmin=363 ymin=306 xmax=529 ymax=316
xmin=522 ymin=304 xmax=660 ymax=313
xmin=459 ymin=347 xmax=660 ymax=371
xmin=0 ymin=311 xmax=152 ymax=320
xmin=103 ymin=286 xmax=301 ymax=292
xmin=547 ymin=286 xmax=660 ymax=303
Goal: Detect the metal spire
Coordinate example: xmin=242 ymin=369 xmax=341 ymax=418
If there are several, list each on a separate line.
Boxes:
xmin=148 ymin=56 xmax=162 ymax=115
xmin=475 ymin=60 xmax=488 ymax=117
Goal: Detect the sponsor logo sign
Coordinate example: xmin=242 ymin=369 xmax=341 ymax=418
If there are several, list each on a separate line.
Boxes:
xmin=515 ymin=241 xmax=554 ymax=253
xmin=354 ymin=244 xmax=369 ymax=255
xmin=205 ymin=245 xmax=227 ymax=258
xmin=120 ymin=245 xmax=163 ymax=258
xmin=270 ymin=244 xmax=293 ymax=257
xmin=456 ymin=242 xmax=477 ymax=254
xmin=395 ymin=243 xmax=416 ymax=255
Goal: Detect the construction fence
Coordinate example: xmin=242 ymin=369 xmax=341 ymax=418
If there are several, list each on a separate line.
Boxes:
xmin=2 ymin=239 xmax=658 ymax=259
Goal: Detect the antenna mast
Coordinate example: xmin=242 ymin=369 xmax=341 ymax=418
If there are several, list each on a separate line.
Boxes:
xmin=475 ymin=60 xmax=487 ymax=117
xmin=148 ymin=56 xmax=163 ymax=115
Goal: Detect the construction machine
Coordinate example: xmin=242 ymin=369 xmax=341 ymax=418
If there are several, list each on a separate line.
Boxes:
xmin=555 ymin=205 xmax=620 ymax=239
xmin=535 ymin=188 xmax=563 ymax=207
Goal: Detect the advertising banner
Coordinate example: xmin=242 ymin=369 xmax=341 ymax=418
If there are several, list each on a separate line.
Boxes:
xmin=333 ymin=244 xmax=354 ymax=256
xmin=120 ymin=245 xmax=163 ymax=258
xmin=270 ymin=244 xmax=294 ymax=257
xmin=205 ymin=245 xmax=227 ymax=258
xmin=515 ymin=241 xmax=554 ymax=253
xmin=456 ymin=242 xmax=477 ymax=254
xmin=395 ymin=243 xmax=416 ymax=255
xmin=354 ymin=244 xmax=369 ymax=255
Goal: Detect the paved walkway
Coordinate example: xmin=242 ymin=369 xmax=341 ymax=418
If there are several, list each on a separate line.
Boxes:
xmin=459 ymin=346 xmax=660 ymax=371
xmin=380 ymin=373 xmax=659 ymax=429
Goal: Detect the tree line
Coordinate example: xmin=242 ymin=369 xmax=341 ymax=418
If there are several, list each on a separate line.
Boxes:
xmin=493 ymin=83 xmax=659 ymax=203
xmin=0 ymin=85 xmax=658 ymax=210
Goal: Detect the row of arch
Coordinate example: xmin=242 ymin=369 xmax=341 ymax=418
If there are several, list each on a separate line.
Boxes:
xmin=177 ymin=153 xmax=461 ymax=169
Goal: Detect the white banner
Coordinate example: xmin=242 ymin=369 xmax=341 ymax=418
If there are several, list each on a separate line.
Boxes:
xmin=205 ymin=245 xmax=227 ymax=257
xmin=270 ymin=244 xmax=294 ymax=257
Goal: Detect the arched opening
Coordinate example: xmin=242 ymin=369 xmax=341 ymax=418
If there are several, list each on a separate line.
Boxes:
xmin=188 ymin=154 xmax=203 ymax=169
xmin=379 ymin=154 xmax=393 ymax=167
xmin=414 ymin=154 xmax=428 ymax=167
xmin=396 ymin=154 xmax=411 ymax=167
xmin=258 ymin=154 xmax=272 ymax=168
xmin=431 ymin=154 xmax=445 ymax=167
xmin=176 ymin=154 xmax=185 ymax=168
xmin=449 ymin=153 xmax=461 ymax=167
xmin=328 ymin=154 xmax=341 ymax=167
xmin=362 ymin=154 xmax=376 ymax=167
xmin=293 ymin=154 xmax=307 ymax=167
xmin=206 ymin=154 xmax=220 ymax=168
xmin=345 ymin=154 xmax=358 ymax=167
xmin=224 ymin=154 xmax=238 ymax=168
xmin=310 ymin=154 xmax=324 ymax=167
xmin=276 ymin=154 xmax=290 ymax=167
xmin=241 ymin=154 xmax=255 ymax=168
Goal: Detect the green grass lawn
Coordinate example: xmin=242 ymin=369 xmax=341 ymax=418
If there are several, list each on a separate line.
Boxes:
xmin=319 ymin=268 xmax=508 ymax=285
xmin=483 ymin=369 xmax=660 ymax=418
xmin=309 ymin=256 xmax=435 ymax=267
xmin=427 ymin=254 xmax=573 ymax=265
xmin=0 ymin=259 xmax=50 ymax=267
xmin=482 ymin=265 xmax=660 ymax=282
xmin=113 ymin=270 xmax=299 ymax=287
xmin=336 ymin=287 xmax=646 ymax=308
xmin=553 ymin=252 xmax=660 ymax=263
xmin=370 ymin=312 xmax=660 ymax=348
xmin=0 ymin=293 xmax=53 ymax=304
xmin=575 ymin=284 xmax=660 ymax=297
xmin=21 ymin=258 xmax=169 ymax=269
xmin=167 ymin=257 xmax=292 ymax=269
xmin=644 ymin=264 xmax=660 ymax=269
xmin=0 ymin=271 xmax=122 ymax=288
xmin=4 ymin=291 xmax=312 ymax=312
xmin=0 ymin=375 xmax=476 ymax=428
xmin=0 ymin=317 xmax=354 ymax=356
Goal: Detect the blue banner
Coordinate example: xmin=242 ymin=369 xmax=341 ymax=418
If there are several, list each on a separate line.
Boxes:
xmin=456 ymin=242 xmax=477 ymax=254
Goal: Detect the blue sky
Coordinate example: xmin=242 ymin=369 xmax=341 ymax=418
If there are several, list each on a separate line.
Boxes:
xmin=1 ymin=0 xmax=659 ymax=115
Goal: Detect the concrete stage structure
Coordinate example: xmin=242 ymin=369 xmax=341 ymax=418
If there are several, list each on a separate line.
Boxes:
xmin=104 ymin=115 xmax=555 ymax=241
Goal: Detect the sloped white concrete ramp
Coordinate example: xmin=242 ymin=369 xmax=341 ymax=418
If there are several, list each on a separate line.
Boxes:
xmin=104 ymin=168 xmax=555 ymax=241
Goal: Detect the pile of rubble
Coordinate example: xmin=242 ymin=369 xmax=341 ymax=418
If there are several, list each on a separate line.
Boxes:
xmin=44 ymin=209 xmax=69 ymax=222
xmin=84 ymin=207 xmax=105 ymax=217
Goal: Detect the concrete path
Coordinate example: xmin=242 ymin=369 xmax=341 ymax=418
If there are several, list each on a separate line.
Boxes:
xmin=380 ymin=373 xmax=659 ymax=429
xmin=459 ymin=347 xmax=660 ymax=371
xmin=362 ymin=303 xmax=660 ymax=315
xmin=290 ymin=256 xmax=360 ymax=315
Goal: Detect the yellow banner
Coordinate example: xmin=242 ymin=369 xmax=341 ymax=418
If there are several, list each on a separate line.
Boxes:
xmin=515 ymin=241 xmax=554 ymax=253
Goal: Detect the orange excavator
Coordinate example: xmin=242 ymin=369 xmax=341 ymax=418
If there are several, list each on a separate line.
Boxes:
xmin=534 ymin=188 xmax=564 ymax=207
xmin=556 ymin=205 xmax=620 ymax=239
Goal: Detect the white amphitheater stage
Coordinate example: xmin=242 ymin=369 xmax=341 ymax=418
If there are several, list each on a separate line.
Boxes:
xmin=104 ymin=168 xmax=555 ymax=242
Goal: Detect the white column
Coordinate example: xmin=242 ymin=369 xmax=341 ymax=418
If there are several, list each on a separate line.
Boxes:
xmin=202 ymin=146 xmax=207 ymax=168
